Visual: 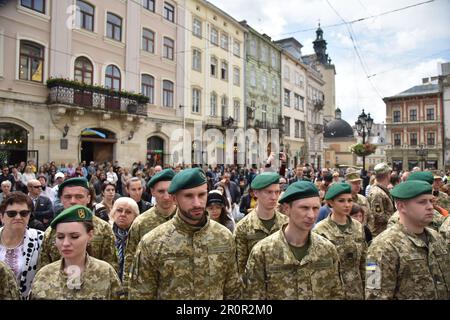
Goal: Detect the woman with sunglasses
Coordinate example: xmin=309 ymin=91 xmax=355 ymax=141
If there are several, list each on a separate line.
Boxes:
xmin=0 ymin=192 xmax=43 ymax=299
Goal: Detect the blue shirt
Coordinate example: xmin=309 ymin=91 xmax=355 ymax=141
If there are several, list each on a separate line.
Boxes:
xmin=316 ymin=204 xmax=331 ymax=224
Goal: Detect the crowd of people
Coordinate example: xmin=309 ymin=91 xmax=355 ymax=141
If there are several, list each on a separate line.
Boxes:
xmin=0 ymin=155 xmax=449 ymax=300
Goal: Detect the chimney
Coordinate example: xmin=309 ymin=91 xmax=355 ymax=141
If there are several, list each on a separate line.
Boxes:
xmin=422 ymin=77 xmax=429 ymax=84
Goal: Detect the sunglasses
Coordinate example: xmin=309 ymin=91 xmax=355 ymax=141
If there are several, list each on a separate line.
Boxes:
xmin=5 ymin=210 xmax=31 ymax=218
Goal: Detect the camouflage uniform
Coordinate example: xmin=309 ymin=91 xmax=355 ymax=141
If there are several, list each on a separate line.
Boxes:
xmin=37 ymin=215 xmax=119 ymax=273
xmin=234 ymin=208 xmax=288 ymax=275
xmin=387 ymin=210 xmax=445 ymax=231
xmin=435 ymin=190 xmax=450 ymax=211
xmin=439 ymin=217 xmax=450 ymax=252
xmin=128 ymin=211 xmax=242 ymax=300
xmin=244 ymin=228 xmax=344 ymax=300
xmin=367 ymin=184 xmax=395 ymax=237
xmin=366 ymin=223 xmax=450 ymax=299
xmin=29 ymin=255 xmax=123 ymax=300
xmin=123 ymin=206 xmax=176 ymax=291
xmin=313 ymin=216 xmax=366 ymax=299
xmin=353 ymin=193 xmax=370 ymax=223
xmin=0 ymin=260 xmax=20 ymax=300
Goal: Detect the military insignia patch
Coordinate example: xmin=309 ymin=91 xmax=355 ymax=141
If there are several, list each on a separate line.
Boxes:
xmin=78 ymin=208 xmax=85 ymax=219
xmin=366 ymin=262 xmax=381 ymax=289
xmin=375 ymin=204 xmax=382 ymax=213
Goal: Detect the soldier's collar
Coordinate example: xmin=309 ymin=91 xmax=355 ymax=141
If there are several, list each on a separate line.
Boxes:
xmin=173 ymin=209 xmax=210 ymax=234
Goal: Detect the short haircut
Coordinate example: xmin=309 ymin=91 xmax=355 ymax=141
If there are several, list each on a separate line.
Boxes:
xmin=0 ymin=192 xmax=33 ymax=213
xmin=350 ymin=203 xmax=364 ymax=216
xmin=110 ymin=197 xmax=139 ymax=218
xmin=126 ymin=177 xmax=142 ymax=189
xmin=102 ymin=181 xmax=116 ymax=193
xmin=1 ymin=180 xmax=12 ymax=187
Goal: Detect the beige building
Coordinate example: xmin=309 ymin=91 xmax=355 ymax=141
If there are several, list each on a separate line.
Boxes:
xmin=0 ymin=0 xmax=185 ymax=167
xmin=182 ymin=0 xmax=246 ymax=165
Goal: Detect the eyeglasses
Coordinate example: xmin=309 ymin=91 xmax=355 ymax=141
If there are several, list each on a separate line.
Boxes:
xmin=5 ymin=210 xmax=31 ymax=218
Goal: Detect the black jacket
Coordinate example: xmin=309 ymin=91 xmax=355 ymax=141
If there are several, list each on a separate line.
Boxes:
xmin=31 ymin=195 xmax=54 ymax=221
xmin=137 ymin=199 xmax=152 ymax=214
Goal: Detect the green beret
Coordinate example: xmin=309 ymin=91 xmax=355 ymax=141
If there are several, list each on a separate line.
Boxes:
xmin=407 ymin=171 xmax=434 ymax=185
xmin=58 ymin=177 xmax=90 ymax=198
xmin=278 ymin=181 xmax=319 ymax=204
xmin=147 ymin=169 xmax=175 ymax=189
xmin=50 ymin=205 xmax=93 ymax=229
xmin=390 ymin=180 xmax=431 ymax=200
xmin=251 ymin=172 xmax=280 ymax=190
xmin=168 ymin=168 xmax=207 ymax=194
xmin=324 ymin=182 xmax=352 ymax=200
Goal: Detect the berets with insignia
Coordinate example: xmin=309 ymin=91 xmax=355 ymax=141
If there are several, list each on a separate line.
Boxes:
xmin=278 ymin=181 xmax=319 ymax=204
xmin=250 ymin=172 xmax=280 ymax=190
xmin=57 ymin=177 xmax=90 ymax=198
xmin=390 ymin=180 xmax=432 ymax=200
xmin=324 ymin=182 xmax=352 ymax=200
xmin=407 ymin=171 xmax=434 ymax=185
xmin=345 ymin=172 xmax=362 ymax=182
xmin=50 ymin=205 xmax=93 ymax=229
xmin=167 ymin=168 xmax=207 ymax=194
xmin=374 ymin=163 xmax=392 ymax=175
xmin=147 ymin=168 xmax=175 ymax=189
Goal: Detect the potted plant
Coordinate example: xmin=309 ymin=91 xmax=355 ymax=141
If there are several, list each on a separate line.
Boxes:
xmin=350 ymin=143 xmax=377 ymax=157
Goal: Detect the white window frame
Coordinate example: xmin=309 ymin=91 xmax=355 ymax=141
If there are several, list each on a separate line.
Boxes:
xmin=192 ymin=17 xmax=202 ymax=38
xmin=233 ymin=66 xmax=240 ymax=86
xmin=15 ymin=35 xmax=49 ymax=84
xmin=192 ymin=88 xmax=201 ymax=113
xmin=192 ymin=48 xmax=201 ymax=72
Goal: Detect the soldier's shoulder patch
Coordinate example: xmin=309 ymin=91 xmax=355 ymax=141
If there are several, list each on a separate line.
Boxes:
xmin=366 ymin=262 xmax=381 ymax=290
xmin=374 ymin=203 xmax=382 ymax=213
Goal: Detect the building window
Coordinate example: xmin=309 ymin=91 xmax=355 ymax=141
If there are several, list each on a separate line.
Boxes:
xmin=211 ymin=28 xmax=218 ymax=46
xmin=299 ymin=95 xmax=304 ymax=111
xmin=164 ymin=2 xmax=175 ymax=22
xmin=427 ymin=132 xmax=435 ymax=145
xmin=192 ymin=49 xmax=201 ymax=71
xmin=210 ymin=56 xmax=217 ymax=77
xmin=233 ymin=99 xmax=240 ymax=122
xmin=163 ymin=37 xmax=174 ymax=60
xmin=233 ymin=67 xmax=240 ymax=86
xmin=409 ymin=109 xmax=417 ymax=121
xmin=192 ymin=18 xmax=202 ymax=37
xmin=295 ymin=120 xmax=300 ymax=138
xmin=105 ymin=65 xmax=121 ymax=90
xmin=210 ymin=92 xmax=217 ymax=116
xmin=261 ymin=74 xmax=267 ymax=91
xmin=143 ymin=0 xmax=155 ymax=12
xmin=284 ymin=66 xmax=290 ymax=80
xmin=163 ymin=80 xmax=174 ymax=107
xmin=141 ymin=74 xmax=154 ymax=104
xmin=409 ymin=132 xmax=417 ymax=146
xmin=21 ymin=0 xmax=45 ymax=13
xmin=261 ymin=105 xmax=267 ymax=125
xmin=250 ymin=67 xmax=256 ymax=87
xmin=272 ymin=79 xmax=277 ymax=96
xmin=76 ymin=1 xmax=94 ymax=31
xmin=19 ymin=40 xmax=44 ymax=83
xmin=284 ymin=89 xmax=290 ymax=107
xmin=106 ymin=12 xmax=122 ymax=41
xmin=284 ymin=117 xmax=290 ymax=136
xmin=294 ymin=93 xmax=301 ymax=110
xmin=271 ymin=51 xmax=277 ymax=68
xmin=260 ymin=45 xmax=268 ymax=63
xmin=394 ymin=133 xmax=401 ymax=146
xmin=300 ymin=121 xmax=306 ymax=138
xmin=221 ymin=96 xmax=228 ymax=118
xmin=249 ymin=38 xmax=256 ymax=56
xmin=74 ymin=56 xmax=93 ymax=85
xmin=221 ymin=61 xmax=228 ymax=81
xmin=393 ymin=110 xmax=401 ymax=122
xmin=233 ymin=40 xmax=240 ymax=57
xmin=142 ymin=28 xmax=155 ymax=53
xmin=426 ymin=107 xmax=435 ymax=120
xmin=220 ymin=33 xmax=228 ymax=51
xmin=192 ymin=88 xmax=201 ymax=113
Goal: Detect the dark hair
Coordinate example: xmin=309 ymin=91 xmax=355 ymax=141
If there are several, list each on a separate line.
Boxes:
xmin=102 ymin=181 xmax=116 ymax=193
xmin=350 ymin=203 xmax=364 ymax=216
xmin=82 ymin=221 xmax=94 ymax=233
xmin=0 ymin=192 xmax=33 ymax=213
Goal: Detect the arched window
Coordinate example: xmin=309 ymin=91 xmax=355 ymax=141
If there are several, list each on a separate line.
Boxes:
xmin=141 ymin=74 xmax=154 ymax=104
xmin=105 ymin=65 xmax=121 ymax=90
xmin=74 ymin=57 xmax=93 ymax=85
xmin=19 ymin=40 xmax=44 ymax=82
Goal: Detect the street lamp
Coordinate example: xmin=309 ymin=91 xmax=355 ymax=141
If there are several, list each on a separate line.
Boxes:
xmin=415 ymin=144 xmax=428 ymax=170
xmin=355 ymin=109 xmax=373 ymax=170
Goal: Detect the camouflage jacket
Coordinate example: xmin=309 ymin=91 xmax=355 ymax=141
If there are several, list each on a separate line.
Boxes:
xmin=435 ymin=191 xmax=450 ymax=211
xmin=439 ymin=217 xmax=450 ymax=252
xmin=123 ymin=206 xmax=176 ymax=291
xmin=353 ymin=193 xmax=370 ymax=224
xmin=128 ymin=211 xmax=242 ymax=300
xmin=244 ymin=228 xmax=344 ymax=300
xmin=234 ymin=208 xmax=288 ymax=275
xmin=29 ymin=255 xmax=123 ymax=300
xmin=367 ymin=184 xmax=395 ymax=237
xmin=366 ymin=223 xmax=450 ymax=300
xmin=0 ymin=260 xmax=20 ymax=300
xmin=387 ymin=210 xmax=445 ymax=231
xmin=313 ymin=215 xmax=366 ymax=300
xmin=37 ymin=215 xmax=119 ymax=273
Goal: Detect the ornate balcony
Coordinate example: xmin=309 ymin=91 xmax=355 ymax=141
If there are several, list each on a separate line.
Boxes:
xmin=314 ymin=124 xmax=324 ymax=133
xmin=313 ymin=99 xmax=324 ymax=111
xmin=47 ymin=79 xmax=148 ymax=117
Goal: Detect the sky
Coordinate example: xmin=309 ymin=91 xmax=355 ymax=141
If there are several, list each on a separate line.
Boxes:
xmin=208 ymin=0 xmax=450 ymax=124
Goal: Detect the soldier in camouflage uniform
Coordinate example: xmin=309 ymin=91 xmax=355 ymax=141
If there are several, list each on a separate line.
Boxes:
xmin=439 ymin=217 xmax=450 ymax=252
xmin=0 ymin=260 xmax=20 ymax=300
xmin=387 ymin=209 xmax=445 ymax=231
xmin=367 ymin=163 xmax=395 ymax=237
xmin=29 ymin=205 xmax=123 ymax=300
xmin=245 ymin=181 xmax=343 ymax=299
xmin=37 ymin=178 xmax=119 ymax=273
xmin=366 ymin=181 xmax=450 ymax=299
xmin=123 ymin=169 xmax=177 ymax=292
xmin=433 ymin=175 xmax=450 ymax=211
xmin=345 ymin=172 xmax=370 ymax=223
xmin=234 ymin=172 xmax=288 ymax=276
xmin=128 ymin=168 xmax=241 ymax=300
xmin=314 ymin=183 xmax=366 ymax=300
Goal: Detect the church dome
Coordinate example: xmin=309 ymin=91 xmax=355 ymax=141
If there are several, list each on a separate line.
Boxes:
xmin=324 ymin=108 xmax=354 ymax=138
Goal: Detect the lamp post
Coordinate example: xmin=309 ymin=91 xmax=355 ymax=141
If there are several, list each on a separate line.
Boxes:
xmin=355 ymin=109 xmax=374 ymax=171
xmin=415 ymin=144 xmax=428 ymax=170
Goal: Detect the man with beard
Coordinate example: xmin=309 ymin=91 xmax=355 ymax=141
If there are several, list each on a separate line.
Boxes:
xmin=128 ymin=168 xmax=241 ymax=299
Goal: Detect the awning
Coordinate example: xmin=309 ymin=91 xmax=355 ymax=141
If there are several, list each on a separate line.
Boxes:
xmin=81 ymin=128 xmax=106 ymax=138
